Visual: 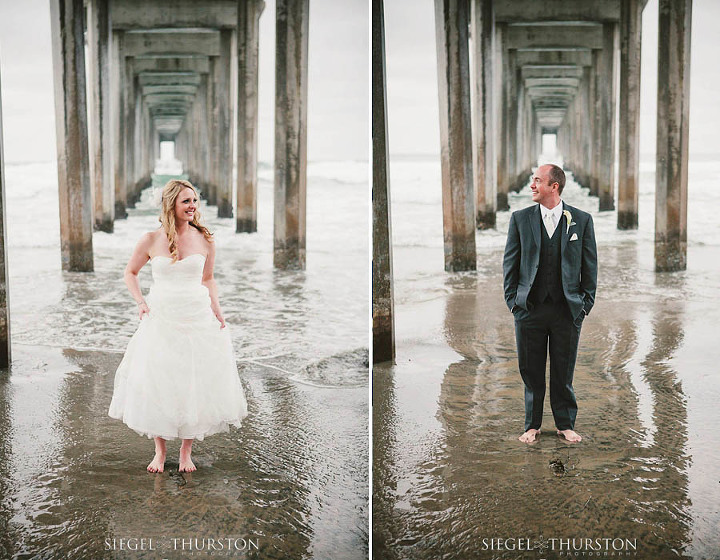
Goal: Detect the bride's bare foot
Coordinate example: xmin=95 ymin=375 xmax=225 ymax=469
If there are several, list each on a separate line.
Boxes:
xmin=147 ymin=437 xmax=167 ymax=473
xmin=179 ymin=439 xmax=196 ymax=473
xmin=519 ymin=428 xmax=541 ymax=443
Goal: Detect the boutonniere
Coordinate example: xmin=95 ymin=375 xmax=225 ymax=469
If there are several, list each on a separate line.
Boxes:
xmin=563 ymin=210 xmax=573 ymax=234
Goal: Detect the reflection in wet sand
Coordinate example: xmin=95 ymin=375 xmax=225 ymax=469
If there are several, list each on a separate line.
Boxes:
xmin=374 ymin=235 xmax=719 ymax=559
xmin=0 ymin=346 xmax=367 ymax=559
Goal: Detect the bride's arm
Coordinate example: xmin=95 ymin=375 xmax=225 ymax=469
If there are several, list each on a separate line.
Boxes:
xmin=201 ymin=241 xmax=226 ymax=328
xmin=125 ymin=232 xmax=152 ymax=318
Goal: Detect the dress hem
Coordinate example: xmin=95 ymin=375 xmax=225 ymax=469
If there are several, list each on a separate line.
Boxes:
xmin=109 ymin=412 xmax=248 ymax=442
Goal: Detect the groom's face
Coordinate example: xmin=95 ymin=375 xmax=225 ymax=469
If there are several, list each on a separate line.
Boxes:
xmin=531 ymin=166 xmax=559 ymax=207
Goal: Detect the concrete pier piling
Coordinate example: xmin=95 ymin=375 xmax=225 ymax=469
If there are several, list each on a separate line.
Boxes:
xmin=618 ymin=0 xmax=643 ymax=229
xmin=237 ymin=0 xmax=265 ymax=233
xmin=273 ymin=0 xmax=309 ymax=270
xmin=434 ymin=0 xmax=477 ymax=272
xmin=655 ymin=0 xmax=691 ymax=272
xmin=112 ymin=30 xmax=127 ymax=220
xmin=0 ymin=63 xmax=11 ymax=367
xmin=505 ymin=48 xmax=519 ymax=192
xmin=596 ymin=22 xmax=618 ymax=211
xmin=50 ymin=0 xmax=94 ymax=272
xmin=124 ymin=60 xmax=137 ymax=207
xmin=495 ymin=23 xmax=509 ymax=211
xmin=88 ymin=0 xmax=114 ymax=233
xmin=471 ymin=0 xmax=496 ymax=229
xmin=372 ymin=0 xmax=395 ymax=364
xmin=215 ymin=29 xmax=234 ymax=219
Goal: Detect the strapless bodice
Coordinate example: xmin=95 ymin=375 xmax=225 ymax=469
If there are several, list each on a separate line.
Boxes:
xmin=146 ymin=254 xmax=212 ymax=324
xmin=150 ymin=253 xmax=206 ymax=285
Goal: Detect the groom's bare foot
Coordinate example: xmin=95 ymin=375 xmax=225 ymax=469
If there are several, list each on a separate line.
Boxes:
xmin=147 ymin=450 xmax=166 ymax=473
xmin=519 ymin=429 xmax=541 ymax=443
xmin=557 ymin=429 xmax=582 ymax=443
xmin=179 ymin=441 xmax=196 ymax=473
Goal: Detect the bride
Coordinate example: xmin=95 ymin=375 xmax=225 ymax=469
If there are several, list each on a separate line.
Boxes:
xmin=108 ymin=179 xmax=248 ymax=473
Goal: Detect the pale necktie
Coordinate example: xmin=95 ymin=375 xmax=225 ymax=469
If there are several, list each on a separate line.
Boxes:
xmin=543 ymin=211 xmax=557 ymax=237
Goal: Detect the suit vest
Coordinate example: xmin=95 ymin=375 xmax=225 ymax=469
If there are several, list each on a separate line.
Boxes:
xmin=528 ymin=214 xmax=564 ymax=305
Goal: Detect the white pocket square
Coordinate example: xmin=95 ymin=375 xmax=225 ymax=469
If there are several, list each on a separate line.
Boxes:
xmin=569 ymin=233 xmax=578 ymax=241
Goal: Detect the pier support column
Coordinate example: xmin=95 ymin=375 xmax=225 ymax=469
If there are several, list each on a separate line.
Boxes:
xmin=133 ymin=71 xmax=143 ymax=203
xmin=237 ymin=0 xmax=264 ymax=233
xmin=655 ymin=0 xmax=691 ymax=272
xmin=175 ymin=129 xmax=183 ymax=170
xmin=112 ymin=30 xmax=127 ymax=218
xmin=569 ymin=95 xmax=578 ymax=174
xmin=124 ymin=59 xmax=137 ymax=208
xmin=50 ymin=0 xmax=94 ymax=272
xmin=151 ymin=122 xmax=159 ymax=174
xmin=589 ymin=50 xmax=600 ymax=196
xmin=495 ymin=24 xmax=509 ymax=211
xmin=505 ymin=49 xmax=519 ymax=192
xmin=274 ymin=0 xmax=309 ymax=269
xmin=580 ymin=66 xmax=593 ymax=188
xmin=144 ymin=105 xmax=152 ymax=184
xmin=618 ymin=0 xmax=643 ymax=229
xmin=372 ymin=0 xmax=395 ymax=364
xmin=141 ymin=100 xmax=150 ymax=186
xmin=471 ymin=0 xmax=495 ymax=229
xmin=514 ymin=78 xmax=528 ymax=189
xmin=0 ymin=64 xmax=11 ymax=366
xmin=206 ymin=68 xmax=217 ymax=204
xmin=153 ymin=126 xmax=159 ymax=166
xmin=135 ymin=91 xmax=147 ymax=192
xmin=88 ymin=0 xmax=113 ymax=233
xmin=198 ymin=75 xmax=210 ymax=192
xmin=216 ymin=29 xmax=234 ymax=218
xmin=193 ymin=92 xmax=203 ymax=185
xmin=525 ymin=92 xmax=534 ymax=178
xmin=597 ymin=22 xmax=618 ymax=211
xmin=434 ymin=0 xmax=476 ymax=271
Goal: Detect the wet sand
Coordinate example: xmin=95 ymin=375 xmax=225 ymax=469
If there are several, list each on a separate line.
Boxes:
xmin=373 ymin=231 xmax=720 ymax=559
xmin=0 ymin=344 xmax=367 ymax=559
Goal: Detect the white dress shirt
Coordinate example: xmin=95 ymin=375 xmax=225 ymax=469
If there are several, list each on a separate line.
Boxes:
xmin=541 ymin=200 xmax=563 ymax=237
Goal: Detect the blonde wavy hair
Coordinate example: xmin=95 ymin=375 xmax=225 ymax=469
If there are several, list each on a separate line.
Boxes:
xmin=159 ymin=179 xmax=213 ymax=262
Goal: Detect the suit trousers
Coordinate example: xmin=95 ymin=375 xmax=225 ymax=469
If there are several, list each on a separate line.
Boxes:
xmin=513 ymin=299 xmax=582 ymax=431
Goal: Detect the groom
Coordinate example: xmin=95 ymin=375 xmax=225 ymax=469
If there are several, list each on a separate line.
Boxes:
xmin=502 ymin=164 xmax=597 ymax=444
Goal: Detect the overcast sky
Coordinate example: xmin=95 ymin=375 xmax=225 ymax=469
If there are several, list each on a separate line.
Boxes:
xmin=384 ymin=0 xmax=720 ymax=157
xmin=0 ymin=0 xmax=368 ymax=164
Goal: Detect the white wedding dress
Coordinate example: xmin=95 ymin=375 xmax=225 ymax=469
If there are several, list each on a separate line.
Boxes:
xmin=108 ymin=253 xmax=248 ymax=441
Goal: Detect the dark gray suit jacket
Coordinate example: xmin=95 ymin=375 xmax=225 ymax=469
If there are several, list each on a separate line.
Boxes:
xmin=503 ymin=201 xmax=597 ymax=321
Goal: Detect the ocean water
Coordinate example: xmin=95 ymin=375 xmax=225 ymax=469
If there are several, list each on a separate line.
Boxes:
xmin=389 ymin=153 xmax=720 ymax=250
xmin=373 ymin=153 xmax=720 ymax=559
xmin=4 ymin=159 xmax=369 ymax=384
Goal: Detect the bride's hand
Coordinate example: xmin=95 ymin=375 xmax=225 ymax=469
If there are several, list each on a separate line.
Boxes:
xmin=137 ymin=301 xmax=150 ymax=320
xmin=212 ymin=304 xmax=226 ymax=329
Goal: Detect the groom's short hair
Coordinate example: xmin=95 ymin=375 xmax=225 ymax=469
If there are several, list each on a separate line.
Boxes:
xmin=548 ymin=164 xmax=566 ymax=194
